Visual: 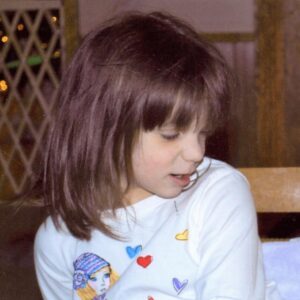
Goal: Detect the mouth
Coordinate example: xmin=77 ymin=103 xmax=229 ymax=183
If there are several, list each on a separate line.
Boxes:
xmin=170 ymin=173 xmax=191 ymax=187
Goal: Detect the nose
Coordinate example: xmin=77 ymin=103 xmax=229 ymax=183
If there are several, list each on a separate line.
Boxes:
xmin=181 ymin=133 xmax=205 ymax=163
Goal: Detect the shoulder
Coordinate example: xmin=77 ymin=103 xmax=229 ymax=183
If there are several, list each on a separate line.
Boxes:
xmin=35 ymin=216 xmax=72 ymax=248
xmin=198 ymin=157 xmax=248 ymax=187
xmin=187 ymin=157 xmax=256 ymax=230
xmin=186 ymin=158 xmax=259 ymax=264
xmin=186 ymin=157 xmax=252 ymax=207
xmin=34 ymin=217 xmax=80 ymax=298
xmin=34 ymin=216 xmax=77 ymax=269
xmin=195 ymin=157 xmax=251 ymax=202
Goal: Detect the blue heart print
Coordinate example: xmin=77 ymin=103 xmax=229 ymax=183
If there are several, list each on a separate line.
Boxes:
xmin=126 ymin=245 xmax=142 ymax=259
xmin=172 ymin=277 xmax=188 ymax=294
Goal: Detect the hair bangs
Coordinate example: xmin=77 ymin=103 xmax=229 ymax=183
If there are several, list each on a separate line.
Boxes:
xmin=134 ymin=31 xmax=231 ymax=135
xmin=139 ymin=66 xmax=217 ymax=134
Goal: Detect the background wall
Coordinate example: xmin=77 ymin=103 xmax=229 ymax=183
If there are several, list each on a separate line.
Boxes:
xmin=78 ymin=0 xmax=255 ymax=36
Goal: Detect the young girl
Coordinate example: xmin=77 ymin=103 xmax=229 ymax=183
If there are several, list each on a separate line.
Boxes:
xmin=33 ymin=11 xmax=281 ymax=300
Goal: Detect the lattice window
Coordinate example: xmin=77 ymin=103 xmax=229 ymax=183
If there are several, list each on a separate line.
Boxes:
xmin=0 ymin=1 xmax=65 ymax=199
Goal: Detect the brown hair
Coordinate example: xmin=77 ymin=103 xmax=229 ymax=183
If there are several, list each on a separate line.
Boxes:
xmin=35 ymin=12 xmax=233 ymax=240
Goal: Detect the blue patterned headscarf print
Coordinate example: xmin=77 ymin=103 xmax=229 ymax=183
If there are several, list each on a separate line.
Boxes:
xmin=73 ymin=252 xmax=110 ymax=290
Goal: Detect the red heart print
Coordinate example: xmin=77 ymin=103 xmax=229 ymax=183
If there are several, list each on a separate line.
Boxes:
xmin=137 ymin=255 xmax=153 ymax=268
xmin=148 ymin=297 xmax=154 ymax=300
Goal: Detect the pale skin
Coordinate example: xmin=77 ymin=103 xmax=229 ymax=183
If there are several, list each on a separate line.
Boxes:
xmin=124 ymin=120 xmax=207 ymax=205
xmin=89 ymin=266 xmax=111 ymax=295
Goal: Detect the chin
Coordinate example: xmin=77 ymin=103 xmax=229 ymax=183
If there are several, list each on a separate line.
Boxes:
xmin=156 ymin=188 xmax=183 ymax=199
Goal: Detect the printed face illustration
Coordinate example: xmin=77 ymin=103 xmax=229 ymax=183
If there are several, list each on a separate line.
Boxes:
xmin=88 ymin=266 xmax=111 ymax=295
xmin=73 ymin=252 xmax=119 ymax=300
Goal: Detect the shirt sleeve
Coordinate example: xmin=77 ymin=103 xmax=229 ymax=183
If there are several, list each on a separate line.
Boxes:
xmin=34 ymin=217 xmax=75 ymax=300
xmin=188 ymin=169 xmax=265 ymax=300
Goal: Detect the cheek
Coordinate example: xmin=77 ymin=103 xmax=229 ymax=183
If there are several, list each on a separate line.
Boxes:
xmin=131 ymin=134 xmax=176 ymax=175
xmin=134 ymin=151 xmax=170 ymax=172
xmin=104 ymin=276 xmax=110 ymax=287
xmin=89 ymin=280 xmax=100 ymax=291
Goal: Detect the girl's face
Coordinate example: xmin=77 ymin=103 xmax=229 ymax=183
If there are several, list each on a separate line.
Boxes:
xmin=125 ymin=120 xmax=207 ymax=204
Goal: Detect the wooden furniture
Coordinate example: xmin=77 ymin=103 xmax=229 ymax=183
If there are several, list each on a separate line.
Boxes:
xmin=240 ymin=167 xmax=300 ymax=213
xmin=239 ymin=167 xmax=300 ymax=238
xmin=241 ymin=167 xmax=300 ymax=299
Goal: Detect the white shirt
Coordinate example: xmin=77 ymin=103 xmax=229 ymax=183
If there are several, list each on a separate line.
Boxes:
xmin=34 ymin=158 xmax=282 ymax=299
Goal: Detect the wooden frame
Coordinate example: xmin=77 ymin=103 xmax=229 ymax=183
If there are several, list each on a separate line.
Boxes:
xmin=207 ymin=1 xmax=300 ymax=168
xmin=256 ymin=0 xmax=287 ymax=166
xmin=240 ymin=167 xmax=300 ymax=238
xmin=63 ymin=0 xmax=79 ymax=63
xmin=240 ymin=167 xmax=300 ymax=213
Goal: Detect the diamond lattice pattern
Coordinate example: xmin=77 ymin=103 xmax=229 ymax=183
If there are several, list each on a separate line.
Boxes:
xmin=0 ymin=4 xmax=64 ymax=199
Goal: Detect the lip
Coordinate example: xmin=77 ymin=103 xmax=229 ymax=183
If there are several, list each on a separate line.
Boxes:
xmin=169 ymin=174 xmax=191 ymax=187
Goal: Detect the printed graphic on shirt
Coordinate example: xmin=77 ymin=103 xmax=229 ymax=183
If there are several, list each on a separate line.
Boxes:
xmin=73 ymin=252 xmax=119 ymax=300
xmin=126 ymin=245 xmax=142 ymax=258
xmin=172 ymin=277 xmax=188 ymax=295
xmin=175 ymin=229 xmax=189 ymax=240
xmin=136 ymin=255 xmax=153 ymax=268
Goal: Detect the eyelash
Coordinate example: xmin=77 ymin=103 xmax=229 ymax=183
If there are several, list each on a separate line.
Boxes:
xmin=160 ymin=130 xmax=210 ymax=141
xmin=161 ymin=133 xmax=180 ymax=140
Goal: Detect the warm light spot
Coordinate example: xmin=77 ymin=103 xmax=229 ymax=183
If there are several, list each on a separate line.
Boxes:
xmin=0 ymin=80 xmax=8 ymax=92
xmin=51 ymin=16 xmax=57 ymax=23
xmin=53 ymin=50 xmax=60 ymax=58
xmin=41 ymin=43 xmax=48 ymax=49
xmin=17 ymin=23 xmax=24 ymax=31
xmin=1 ymin=35 xmax=8 ymax=43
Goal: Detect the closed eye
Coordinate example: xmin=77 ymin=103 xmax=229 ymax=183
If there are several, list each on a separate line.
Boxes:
xmin=161 ymin=133 xmax=180 ymax=140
